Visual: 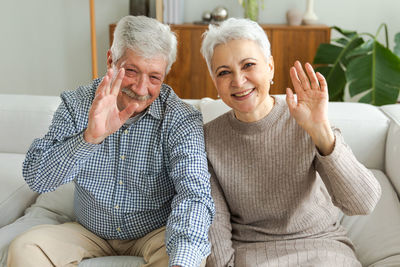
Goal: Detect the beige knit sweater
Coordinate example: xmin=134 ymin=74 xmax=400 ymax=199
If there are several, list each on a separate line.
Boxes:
xmin=204 ymin=97 xmax=381 ymax=267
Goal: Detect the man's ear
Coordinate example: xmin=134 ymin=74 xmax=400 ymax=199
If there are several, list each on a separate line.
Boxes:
xmin=106 ymin=50 xmax=113 ymax=69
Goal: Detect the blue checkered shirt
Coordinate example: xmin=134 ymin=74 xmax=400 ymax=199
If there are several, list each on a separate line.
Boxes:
xmin=23 ymin=79 xmax=215 ymax=267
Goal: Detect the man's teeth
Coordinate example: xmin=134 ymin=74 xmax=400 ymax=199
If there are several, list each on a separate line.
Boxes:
xmin=234 ymin=89 xmax=253 ymax=97
xmin=122 ymin=88 xmax=136 ymax=98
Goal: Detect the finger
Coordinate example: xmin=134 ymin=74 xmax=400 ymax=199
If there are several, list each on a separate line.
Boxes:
xmin=304 ymin=62 xmax=319 ymax=90
xmin=285 ymin=88 xmax=296 ymax=113
xmin=111 ymin=68 xmax=125 ymax=96
xmin=119 ymin=102 xmax=139 ymax=122
xmin=316 ymin=72 xmax=328 ymax=93
xmin=96 ymin=69 xmax=113 ymax=97
xmin=294 ymin=61 xmax=311 ymax=91
xmin=289 ymin=66 xmax=305 ymax=97
xmin=106 ymin=68 xmax=115 ymax=95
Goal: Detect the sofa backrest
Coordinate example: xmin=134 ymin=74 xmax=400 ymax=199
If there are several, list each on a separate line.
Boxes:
xmin=198 ymin=96 xmax=390 ymax=171
xmin=0 ymin=94 xmax=390 ymax=171
xmin=0 ymin=94 xmax=60 ymax=154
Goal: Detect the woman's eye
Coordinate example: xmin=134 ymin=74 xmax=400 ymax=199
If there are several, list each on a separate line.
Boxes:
xmin=243 ymin=62 xmax=255 ymax=69
xmin=217 ymin=70 xmax=230 ymax=77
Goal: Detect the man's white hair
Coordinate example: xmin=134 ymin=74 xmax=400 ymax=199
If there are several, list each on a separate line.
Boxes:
xmin=111 ymin=15 xmax=177 ymax=74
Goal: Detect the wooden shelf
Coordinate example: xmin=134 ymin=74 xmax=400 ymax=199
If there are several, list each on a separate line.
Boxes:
xmin=109 ymin=23 xmax=331 ymax=99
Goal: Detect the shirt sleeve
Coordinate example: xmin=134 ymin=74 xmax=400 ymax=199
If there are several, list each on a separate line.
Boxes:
xmin=165 ymin=110 xmax=215 ymax=267
xmin=315 ymin=128 xmax=382 ymax=216
xmin=23 ymin=92 xmax=101 ymax=193
xmin=206 ymin=162 xmax=235 ymax=267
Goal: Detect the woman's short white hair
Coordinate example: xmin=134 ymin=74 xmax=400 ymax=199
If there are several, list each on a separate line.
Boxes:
xmin=201 ymin=18 xmax=271 ymax=75
xmin=111 ymin=15 xmax=177 ymax=74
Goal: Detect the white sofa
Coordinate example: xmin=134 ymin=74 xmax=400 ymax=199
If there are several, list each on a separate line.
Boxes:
xmin=0 ymin=93 xmax=399 ymax=267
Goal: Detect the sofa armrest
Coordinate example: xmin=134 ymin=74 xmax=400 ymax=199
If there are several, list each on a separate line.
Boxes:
xmin=0 ymin=153 xmax=38 ymax=228
xmin=381 ymin=104 xmax=400 ymax=196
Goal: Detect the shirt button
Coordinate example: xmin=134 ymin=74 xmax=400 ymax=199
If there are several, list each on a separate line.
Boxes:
xmin=120 ymin=155 xmax=125 ymax=160
xmin=124 ymin=129 xmax=128 ymax=134
xmin=116 ymin=227 xmax=121 ymax=232
xmin=119 ymin=180 xmax=123 ymax=185
xmin=115 ymin=205 xmax=119 ymax=209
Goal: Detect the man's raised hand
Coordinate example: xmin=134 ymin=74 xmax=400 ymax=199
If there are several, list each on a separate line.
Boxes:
xmin=83 ymin=68 xmax=138 ymax=144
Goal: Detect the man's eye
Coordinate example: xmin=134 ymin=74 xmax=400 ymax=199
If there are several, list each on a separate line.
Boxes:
xmin=217 ymin=70 xmax=229 ymax=77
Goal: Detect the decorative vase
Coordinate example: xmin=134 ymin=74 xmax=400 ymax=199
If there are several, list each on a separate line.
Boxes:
xmin=302 ymin=0 xmax=318 ymax=25
xmin=243 ymin=0 xmax=260 ymax=22
xmin=286 ymin=9 xmax=302 ymax=26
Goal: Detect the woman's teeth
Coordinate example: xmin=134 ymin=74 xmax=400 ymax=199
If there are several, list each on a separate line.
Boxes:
xmin=234 ymin=89 xmax=253 ymax=97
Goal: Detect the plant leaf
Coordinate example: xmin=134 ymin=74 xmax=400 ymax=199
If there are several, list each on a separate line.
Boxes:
xmin=394 ymin=32 xmax=400 ymax=58
xmin=331 ymin=26 xmax=358 ymax=39
xmin=313 ymin=28 xmax=364 ymax=101
xmin=346 ymin=41 xmax=400 ymax=105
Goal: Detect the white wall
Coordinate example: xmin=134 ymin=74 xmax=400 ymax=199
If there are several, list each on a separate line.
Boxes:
xmin=1 ymin=0 xmax=399 ymax=96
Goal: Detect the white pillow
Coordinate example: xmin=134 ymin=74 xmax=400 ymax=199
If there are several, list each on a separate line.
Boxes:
xmin=0 ymin=183 xmax=75 ymax=266
xmin=341 ymin=170 xmax=400 ymax=266
xmin=199 ymin=98 xmax=231 ymax=124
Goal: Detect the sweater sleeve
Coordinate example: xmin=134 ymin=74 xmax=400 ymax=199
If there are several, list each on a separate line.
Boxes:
xmin=315 ymin=128 xmax=382 ymax=216
xmin=206 ymin=162 xmax=235 ymax=267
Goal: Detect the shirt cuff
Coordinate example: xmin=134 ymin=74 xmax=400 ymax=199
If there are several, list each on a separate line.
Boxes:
xmin=66 ymin=132 xmax=101 ymax=161
xmin=169 ymin=242 xmax=204 ymax=267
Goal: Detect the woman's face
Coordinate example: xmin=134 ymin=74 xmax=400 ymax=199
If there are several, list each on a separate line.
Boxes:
xmin=211 ymin=39 xmax=274 ymax=122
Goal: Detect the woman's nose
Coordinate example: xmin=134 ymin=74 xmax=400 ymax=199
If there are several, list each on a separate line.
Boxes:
xmin=231 ymin=72 xmax=246 ymax=88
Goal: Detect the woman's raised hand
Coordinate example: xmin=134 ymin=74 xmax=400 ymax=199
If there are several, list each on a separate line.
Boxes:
xmin=83 ymin=68 xmax=138 ymax=144
xmin=286 ymin=61 xmax=335 ymax=155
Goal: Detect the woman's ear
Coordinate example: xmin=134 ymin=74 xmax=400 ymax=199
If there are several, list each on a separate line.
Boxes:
xmin=268 ymin=56 xmax=275 ymax=79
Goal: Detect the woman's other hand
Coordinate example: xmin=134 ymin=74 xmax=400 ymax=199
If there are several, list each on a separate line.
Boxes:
xmin=286 ymin=61 xmax=335 ymax=155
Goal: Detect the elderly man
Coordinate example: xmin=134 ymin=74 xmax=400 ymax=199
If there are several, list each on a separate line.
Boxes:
xmin=7 ymin=16 xmax=214 ymax=267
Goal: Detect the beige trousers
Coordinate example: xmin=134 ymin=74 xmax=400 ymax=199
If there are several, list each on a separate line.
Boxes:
xmin=7 ymin=222 xmax=206 ymax=267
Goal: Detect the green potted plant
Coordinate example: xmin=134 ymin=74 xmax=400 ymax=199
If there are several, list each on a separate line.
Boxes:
xmin=238 ymin=0 xmax=264 ymax=22
xmin=313 ymin=24 xmax=400 ymax=106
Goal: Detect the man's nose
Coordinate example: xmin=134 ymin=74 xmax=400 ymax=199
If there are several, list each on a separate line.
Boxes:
xmin=133 ymin=75 xmax=148 ymax=96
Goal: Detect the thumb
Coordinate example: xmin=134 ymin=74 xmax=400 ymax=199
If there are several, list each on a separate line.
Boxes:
xmin=119 ymin=103 xmax=139 ymax=122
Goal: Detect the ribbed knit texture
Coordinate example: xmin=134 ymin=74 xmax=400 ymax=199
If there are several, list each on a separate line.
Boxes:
xmin=204 ymin=97 xmax=381 ymax=267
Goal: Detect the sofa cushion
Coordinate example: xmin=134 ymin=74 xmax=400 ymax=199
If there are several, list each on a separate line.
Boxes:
xmin=341 ymin=170 xmax=400 ymax=266
xmin=0 ymin=153 xmax=37 ymax=228
xmin=0 ymin=183 xmax=75 ymax=266
xmin=381 ymin=104 xmax=400 ymax=196
xmin=0 ymin=94 xmax=60 ymax=154
xmin=0 ymin=182 xmax=147 ymax=267
xmin=79 ymin=256 xmax=145 ymax=267
xmin=328 ymin=102 xmax=389 ymax=170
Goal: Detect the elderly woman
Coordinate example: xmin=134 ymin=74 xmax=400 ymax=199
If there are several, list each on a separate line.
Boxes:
xmin=200 ymin=18 xmax=381 ymax=267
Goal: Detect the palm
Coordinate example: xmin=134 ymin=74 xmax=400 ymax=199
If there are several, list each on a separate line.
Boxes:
xmin=286 ymin=61 xmax=329 ymax=132
xmin=87 ymin=94 xmax=125 ymax=139
xmin=84 ymin=68 xmax=138 ymax=144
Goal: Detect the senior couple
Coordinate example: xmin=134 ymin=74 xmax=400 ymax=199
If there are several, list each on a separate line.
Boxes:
xmin=8 ymin=16 xmax=381 ymax=267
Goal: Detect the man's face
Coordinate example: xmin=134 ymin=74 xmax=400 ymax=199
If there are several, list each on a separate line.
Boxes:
xmin=111 ymin=49 xmax=168 ymax=117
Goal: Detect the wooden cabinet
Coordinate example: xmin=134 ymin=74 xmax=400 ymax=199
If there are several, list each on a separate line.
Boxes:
xmin=109 ymin=23 xmax=330 ymax=99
